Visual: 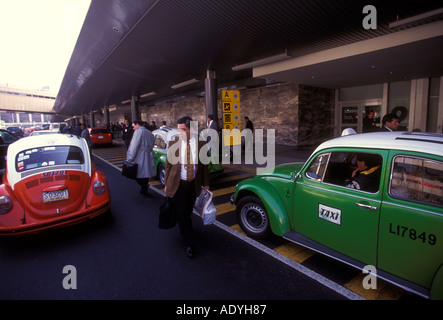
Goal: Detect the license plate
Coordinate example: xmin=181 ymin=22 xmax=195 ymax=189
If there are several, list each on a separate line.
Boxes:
xmin=43 ymin=189 xmax=69 ymax=203
xmin=98 ymin=136 xmax=103 ymax=139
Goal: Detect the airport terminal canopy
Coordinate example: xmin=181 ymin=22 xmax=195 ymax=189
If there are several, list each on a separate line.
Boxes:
xmin=54 ymin=0 xmax=443 ymax=117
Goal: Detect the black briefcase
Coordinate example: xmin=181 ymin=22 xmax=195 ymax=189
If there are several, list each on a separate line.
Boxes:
xmin=158 ymin=196 xmax=177 ymax=229
xmin=122 ymin=161 xmax=138 ymax=179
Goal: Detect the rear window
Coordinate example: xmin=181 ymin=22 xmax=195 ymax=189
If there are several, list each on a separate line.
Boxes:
xmin=90 ymin=129 xmax=109 ymax=134
xmin=15 ymin=145 xmax=84 ymax=172
xmin=390 ymin=156 xmax=443 ymax=207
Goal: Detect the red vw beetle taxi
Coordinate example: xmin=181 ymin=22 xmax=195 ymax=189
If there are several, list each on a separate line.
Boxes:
xmin=0 ymin=134 xmax=111 ymax=235
xmin=89 ymin=127 xmax=113 ymax=147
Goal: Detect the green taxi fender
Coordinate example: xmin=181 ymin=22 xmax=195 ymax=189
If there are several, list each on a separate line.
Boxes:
xmin=431 ymin=264 xmax=443 ymax=300
xmin=156 ymin=153 xmax=167 ymax=168
xmin=233 ymin=178 xmax=291 ymax=237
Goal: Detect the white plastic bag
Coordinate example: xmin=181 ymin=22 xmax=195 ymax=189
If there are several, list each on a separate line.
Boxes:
xmin=194 ymin=188 xmax=216 ymax=225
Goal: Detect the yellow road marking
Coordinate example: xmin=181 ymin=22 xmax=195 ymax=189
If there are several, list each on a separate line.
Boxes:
xmin=213 ymin=172 xmax=253 ymax=183
xmin=274 ymin=242 xmax=315 ymax=264
xmin=223 ymin=164 xmax=257 ymax=174
xmin=212 ymin=186 xmax=236 ymax=197
xmin=230 ymin=224 xmax=246 ymax=236
xmin=344 ymin=274 xmax=405 ymax=300
xmin=215 ymin=202 xmax=235 ymax=215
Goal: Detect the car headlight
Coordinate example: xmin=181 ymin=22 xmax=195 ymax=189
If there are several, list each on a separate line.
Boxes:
xmin=93 ymin=181 xmax=106 ymax=195
xmin=0 ymin=196 xmax=12 ymax=214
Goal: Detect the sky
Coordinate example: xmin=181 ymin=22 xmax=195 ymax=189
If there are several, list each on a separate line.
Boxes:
xmin=0 ymin=0 xmax=91 ymax=93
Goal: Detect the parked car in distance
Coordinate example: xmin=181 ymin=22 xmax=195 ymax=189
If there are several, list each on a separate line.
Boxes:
xmin=231 ymin=132 xmax=443 ymax=300
xmin=49 ymin=122 xmax=69 ymax=133
xmin=6 ymin=126 xmax=24 ymax=138
xmin=0 ymin=129 xmax=19 ymax=173
xmin=152 ymin=127 xmax=223 ymax=185
xmin=0 ymin=134 xmax=111 ymax=236
xmin=23 ymin=126 xmax=43 ymax=137
xmin=89 ymin=127 xmax=113 ymax=147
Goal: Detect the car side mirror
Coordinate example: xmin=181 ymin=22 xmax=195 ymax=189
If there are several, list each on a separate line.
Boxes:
xmin=291 ymin=171 xmax=301 ymax=181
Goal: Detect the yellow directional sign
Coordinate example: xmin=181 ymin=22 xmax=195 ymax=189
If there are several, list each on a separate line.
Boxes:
xmin=222 ymin=90 xmax=241 ymax=146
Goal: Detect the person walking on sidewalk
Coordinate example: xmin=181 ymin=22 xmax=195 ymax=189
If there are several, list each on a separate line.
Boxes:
xmin=80 ymin=124 xmax=92 ymax=148
xmin=164 ymin=116 xmax=209 ymax=258
xmin=126 ymin=120 xmax=156 ymax=195
xmin=122 ymin=119 xmax=133 ymax=149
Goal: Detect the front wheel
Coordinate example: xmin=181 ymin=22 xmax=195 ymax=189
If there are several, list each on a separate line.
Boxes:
xmin=157 ymin=163 xmax=165 ymax=186
xmin=236 ymin=195 xmax=271 ymax=239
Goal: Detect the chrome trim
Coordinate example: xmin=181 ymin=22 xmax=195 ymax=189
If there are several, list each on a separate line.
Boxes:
xmin=20 ymin=165 xmax=83 ymax=179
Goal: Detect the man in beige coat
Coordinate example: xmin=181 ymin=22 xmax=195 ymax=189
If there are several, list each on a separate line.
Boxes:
xmin=164 ymin=116 xmax=209 ymax=258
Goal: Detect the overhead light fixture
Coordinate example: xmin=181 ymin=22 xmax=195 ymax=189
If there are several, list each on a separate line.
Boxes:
xmin=140 ymin=91 xmax=157 ymax=98
xmin=121 ymin=99 xmax=131 ymax=104
xmin=389 ymin=8 xmax=443 ymax=28
xmin=171 ymin=78 xmax=199 ymax=89
xmin=232 ymin=52 xmax=291 ymax=71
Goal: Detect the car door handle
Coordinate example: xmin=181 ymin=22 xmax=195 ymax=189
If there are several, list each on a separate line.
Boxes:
xmin=354 ymin=202 xmax=378 ymax=211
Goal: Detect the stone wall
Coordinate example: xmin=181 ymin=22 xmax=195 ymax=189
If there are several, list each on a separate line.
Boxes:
xmin=132 ymin=82 xmax=335 ymax=147
xmin=297 ymin=85 xmax=335 ymax=146
xmin=141 ymin=96 xmax=207 ymax=130
xmin=239 ymin=83 xmax=299 ymax=146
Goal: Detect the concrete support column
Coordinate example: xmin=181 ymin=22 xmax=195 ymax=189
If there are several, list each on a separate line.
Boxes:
xmin=437 ymin=76 xmax=443 ymax=133
xmin=103 ymin=106 xmax=110 ymax=126
xmin=131 ymin=96 xmax=140 ymax=121
xmin=205 ymin=70 xmax=217 ymax=122
xmin=409 ymin=78 xmax=429 ymax=132
xmin=90 ymin=111 xmax=94 ymax=128
xmin=81 ymin=115 xmax=86 ymax=125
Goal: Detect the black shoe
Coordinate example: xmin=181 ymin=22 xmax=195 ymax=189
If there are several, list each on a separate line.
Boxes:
xmin=140 ymin=185 xmax=149 ymax=195
xmin=186 ymin=246 xmax=195 ymax=258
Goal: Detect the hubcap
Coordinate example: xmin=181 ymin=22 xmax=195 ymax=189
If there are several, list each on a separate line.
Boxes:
xmin=241 ymin=203 xmax=268 ymax=234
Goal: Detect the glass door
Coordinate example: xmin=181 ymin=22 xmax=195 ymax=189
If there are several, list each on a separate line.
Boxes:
xmin=340 ymin=102 xmax=382 ymax=134
xmin=340 ymin=105 xmax=359 ymax=133
xmin=362 ymin=104 xmax=381 ymax=132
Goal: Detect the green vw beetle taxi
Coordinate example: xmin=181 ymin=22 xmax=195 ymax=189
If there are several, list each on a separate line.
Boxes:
xmin=231 ymin=132 xmax=443 ymax=299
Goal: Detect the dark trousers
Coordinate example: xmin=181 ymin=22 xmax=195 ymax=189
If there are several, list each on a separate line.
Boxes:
xmin=135 ymin=178 xmax=149 ymax=192
xmin=172 ymin=179 xmax=196 ymax=247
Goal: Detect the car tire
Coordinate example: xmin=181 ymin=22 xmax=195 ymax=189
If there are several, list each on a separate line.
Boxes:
xmin=158 ymin=163 xmax=165 ymax=186
xmin=236 ymin=195 xmax=271 ymax=239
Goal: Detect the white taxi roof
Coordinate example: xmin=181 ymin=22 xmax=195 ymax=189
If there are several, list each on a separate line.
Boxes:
xmin=6 ymin=134 xmax=91 ymax=188
xmin=153 ymin=127 xmax=178 ymax=141
xmin=314 ymin=132 xmax=443 ymax=157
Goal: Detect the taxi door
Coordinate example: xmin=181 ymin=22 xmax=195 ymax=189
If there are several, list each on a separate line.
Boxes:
xmin=377 ymin=152 xmax=443 ymax=292
xmin=293 ymin=149 xmax=387 ymax=266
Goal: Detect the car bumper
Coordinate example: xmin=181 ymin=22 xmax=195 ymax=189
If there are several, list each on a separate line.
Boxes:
xmin=0 ymin=201 xmax=110 ymax=236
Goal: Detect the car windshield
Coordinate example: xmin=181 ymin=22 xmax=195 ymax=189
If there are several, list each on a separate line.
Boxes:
xmin=15 ymin=145 xmax=84 ymax=172
xmin=0 ymin=130 xmax=18 ymax=144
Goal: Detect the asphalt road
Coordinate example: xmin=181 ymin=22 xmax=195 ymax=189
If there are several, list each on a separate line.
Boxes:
xmin=0 ymin=155 xmax=348 ymax=303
